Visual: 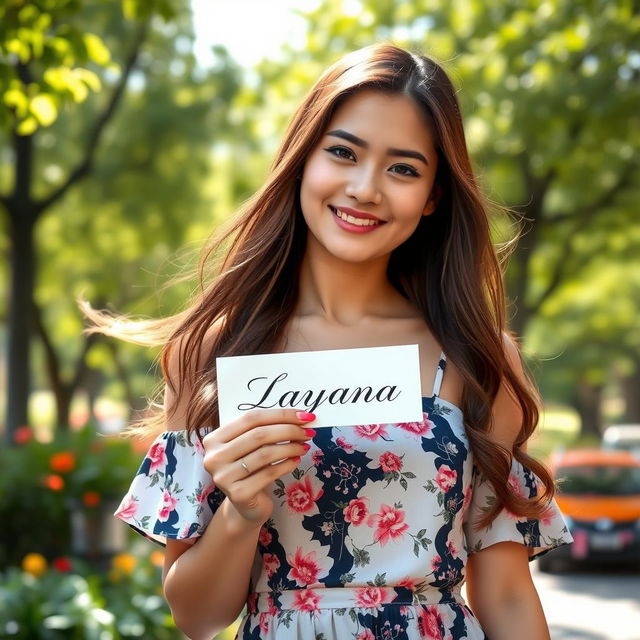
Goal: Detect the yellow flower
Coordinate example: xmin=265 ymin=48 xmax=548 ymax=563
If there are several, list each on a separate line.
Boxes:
xmin=112 ymin=553 xmax=137 ymax=575
xmin=22 ymin=553 xmax=47 ymax=577
xmin=150 ymin=550 xmax=164 ymax=568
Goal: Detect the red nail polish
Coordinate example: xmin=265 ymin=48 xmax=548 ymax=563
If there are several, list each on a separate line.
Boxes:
xmin=296 ymin=411 xmax=316 ymax=421
xmin=302 ymin=443 xmax=311 ymax=452
xmin=304 ymin=428 xmax=316 ymax=437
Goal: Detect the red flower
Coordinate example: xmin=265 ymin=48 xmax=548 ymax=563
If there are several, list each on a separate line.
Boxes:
xmin=435 ymin=465 xmax=457 ymax=492
xmin=343 ymin=497 xmax=369 ymax=526
xmin=418 ymin=605 xmax=444 ymax=639
xmin=335 ymin=436 xmax=354 ymax=453
xmin=50 ymin=452 xmax=76 ymax=474
xmin=286 ymin=547 xmax=321 ymax=586
xmin=366 ymin=504 xmax=409 ymax=545
xmin=13 ymin=426 xmax=33 ymax=445
xmin=354 ymin=586 xmax=392 ymax=609
xmin=258 ymin=527 xmax=272 ymax=547
xmin=379 ymin=451 xmax=403 ymax=472
xmin=285 ymin=475 xmax=323 ymax=513
xmin=43 ymin=474 xmax=64 ymax=491
xmin=114 ymin=495 xmax=137 ymax=520
xmin=292 ymin=589 xmax=321 ymax=613
xmin=399 ymin=413 xmax=433 ymax=437
xmin=82 ymin=491 xmax=101 ymax=507
xmin=52 ymin=557 xmax=72 ymax=572
xmin=147 ymin=442 xmax=167 ymax=472
xmin=263 ymin=553 xmax=280 ymax=577
xmin=354 ymin=423 xmax=389 ymax=441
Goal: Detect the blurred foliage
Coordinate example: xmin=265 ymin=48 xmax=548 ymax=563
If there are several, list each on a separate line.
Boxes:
xmin=0 ymin=551 xmax=180 ymax=639
xmin=0 ymin=424 xmax=140 ymax=567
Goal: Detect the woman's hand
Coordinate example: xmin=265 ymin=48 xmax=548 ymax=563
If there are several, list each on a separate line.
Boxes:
xmin=202 ymin=409 xmax=316 ymax=527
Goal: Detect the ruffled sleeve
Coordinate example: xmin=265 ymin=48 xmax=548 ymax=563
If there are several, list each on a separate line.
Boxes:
xmin=463 ymin=458 xmax=573 ymax=560
xmin=113 ymin=429 xmax=225 ymax=547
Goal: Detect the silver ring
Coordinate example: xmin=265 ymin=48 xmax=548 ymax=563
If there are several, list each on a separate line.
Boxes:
xmin=240 ymin=459 xmax=251 ymax=475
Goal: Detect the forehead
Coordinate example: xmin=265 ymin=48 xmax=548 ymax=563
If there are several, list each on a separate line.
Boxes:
xmin=324 ymin=89 xmax=437 ymax=153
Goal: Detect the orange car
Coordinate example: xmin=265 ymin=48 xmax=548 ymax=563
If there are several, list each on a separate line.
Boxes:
xmin=539 ymin=448 xmax=640 ymax=571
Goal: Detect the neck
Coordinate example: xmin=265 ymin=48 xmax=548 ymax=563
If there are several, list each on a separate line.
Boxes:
xmin=296 ymin=237 xmax=409 ymax=325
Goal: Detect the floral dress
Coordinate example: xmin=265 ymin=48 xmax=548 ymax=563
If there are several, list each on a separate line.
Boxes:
xmin=115 ymin=352 xmax=573 ymax=639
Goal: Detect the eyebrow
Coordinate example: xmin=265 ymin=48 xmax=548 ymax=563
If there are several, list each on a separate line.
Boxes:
xmin=326 ymin=129 xmax=429 ymax=165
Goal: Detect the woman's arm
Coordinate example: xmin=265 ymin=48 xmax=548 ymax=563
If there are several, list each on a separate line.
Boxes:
xmin=466 ymin=542 xmax=550 ymax=640
xmin=465 ymin=332 xmax=550 ymax=638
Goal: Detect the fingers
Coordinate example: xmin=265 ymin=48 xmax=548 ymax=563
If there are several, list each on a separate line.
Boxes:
xmin=211 ymin=409 xmax=316 ymax=444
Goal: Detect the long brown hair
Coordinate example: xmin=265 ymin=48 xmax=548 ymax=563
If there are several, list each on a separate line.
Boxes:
xmin=80 ymin=43 xmax=554 ymax=525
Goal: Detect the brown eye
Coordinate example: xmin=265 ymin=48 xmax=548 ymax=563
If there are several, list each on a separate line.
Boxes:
xmin=324 ymin=146 xmax=356 ymax=161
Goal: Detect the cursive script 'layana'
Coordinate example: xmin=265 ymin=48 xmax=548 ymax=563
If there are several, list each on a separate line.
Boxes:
xmin=237 ymin=372 xmax=402 ymax=414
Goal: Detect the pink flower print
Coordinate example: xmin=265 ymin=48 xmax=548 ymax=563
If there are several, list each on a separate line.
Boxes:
xmin=335 ymin=436 xmax=354 ymax=453
xmin=366 ymin=504 xmax=409 ymax=546
xmin=246 ymin=592 xmax=258 ymax=614
xmin=292 ymin=589 xmax=321 ymax=613
xmin=399 ymin=412 xmax=433 ymax=437
xmin=354 ymin=423 xmax=389 ymax=441
xmin=431 ymin=554 xmax=442 ymax=572
xmin=258 ymin=612 xmax=270 ymax=635
xmin=541 ymin=506 xmax=555 ymax=527
xmin=262 ymin=553 xmax=280 ymax=577
xmin=258 ymin=527 xmax=272 ymax=547
xmin=311 ymin=449 xmax=324 ymax=464
xmin=285 ymin=475 xmax=324 ymax=513
xmin=435 ymin=465 xmax=457 ymax=492
xmin=158 ymin=490 xmax=178 ymax=522
xmin=508 ymin=473 xmax=525 ymax=497
xmin=379 ymin=451 xmax=403 ymax=472
xmin=114 ymin=494 xmax=137 ymax=520
xmin=447 ymin=538 xmax=458 ymax=559
xmin=267 ymin=594 xmax=279 ymax=615
xmin=354 ymin=586 xmax=392 ymax=610
xmin=357 ymin=631 xmax=376 ymax=640
xmin=397 ymin=576 xmax=418 ymax=590
xmin=193 ymin=435 xmax=205 ymax=456
xmin=462 ymin=484 xmax=472 ymax=513
xmin=286 ymin=547 xmax=321 ymax=586
xmin=343 ymin=497 xmax=369 ymax=525
xmin=418 ymin=605 xmax=444 ymax=640
xmin=147 ymin=442 xmax=167 ymax=472
xmin=196 ymin=483 xmax=215 ymax=504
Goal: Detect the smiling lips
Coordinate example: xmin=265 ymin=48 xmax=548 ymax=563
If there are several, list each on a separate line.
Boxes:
xmin=329 ymin=205 xmax=385 ymax=233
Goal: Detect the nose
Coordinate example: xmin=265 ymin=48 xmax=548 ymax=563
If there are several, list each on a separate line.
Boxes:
xmin=345 ymin=167 xmax=382 ymax=205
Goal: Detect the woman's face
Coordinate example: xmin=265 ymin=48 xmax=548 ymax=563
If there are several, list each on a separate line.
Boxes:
xmin=299 ymin=89 xmax=440 ymax=265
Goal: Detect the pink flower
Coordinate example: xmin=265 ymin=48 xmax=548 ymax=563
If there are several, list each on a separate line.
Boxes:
xmin=431 ymin=554 xmax=442 ymax=572
xmin=246 ymin=592 xmax=258 ymax=614
xmin=435 ymin=465 xmax=457 ymax=492
xmin=508 ymin=473 xmax=525 ymax=497
xmin=147 ymin=442 xmax=167 ymax=472
xmin=311 ymin=449 xmax=324 ymax=464
xmin=354 ymin=586 xmax=392 ymax=609
xmin=158 ymin=490 xmax=178 ymax=521
xmin=418 ymin=605 xmax=444 ymax=640
xmin=263 ymin=553 xmax=280 ymax=577
xmin=287 ymin=547 xmax=321 ymax=586
xmin=462 ymin=485 xmax=472 ymax=513
xmin=114 ymin=495 xmax=137 ymax=520
xmin=366 ymin=504 xmax=409 ymax=545
xmin=335 ymin=436 xmax=354 ymax=453
xmin=379 ymin=451 xmax=403 ymax=472
xmin=266 ymin=594 xmax=279 ymax=615
xmin=357 ymin=631 xmax=376 ymax=640
xmin=447 ymin=539 xmax=458 ymax=558
xmin=196 ymin=483 xmax=215 ymax=504
xmin=396 ymin=576 xmax=417 ymax=590
xmin=354 ymin=423 xmax=389 ymax=441
xmin=258 ymin=527 xmax=272 ymax=547
xmin=286 ymin=475 xmax=323 ymax=513
xmin=343 ymin=497 xmax=369 ymax=525
xmin=292 ymin=589 xmax=321 ymax=613
xmin=399 ymin=413 xmax=433 ymax=437
xmin=259 ymin=612 xmax=270 ymax=635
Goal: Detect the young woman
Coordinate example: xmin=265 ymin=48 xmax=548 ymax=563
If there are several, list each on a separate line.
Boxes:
xmin=83 ymin=43 xmax=572 ymax=640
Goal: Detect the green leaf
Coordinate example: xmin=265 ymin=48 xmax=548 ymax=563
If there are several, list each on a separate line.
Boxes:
xmin=30 ymin=94 xmax=58 ymax=126
xmin=84 ymin=33 xmax=111 ymax=65
xmin=16 ymin=115 xmax=37 ymax=135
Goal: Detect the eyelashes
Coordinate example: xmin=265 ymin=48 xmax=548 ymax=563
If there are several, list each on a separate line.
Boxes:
xmin=323 ymin=145 xmax=420 ymax=178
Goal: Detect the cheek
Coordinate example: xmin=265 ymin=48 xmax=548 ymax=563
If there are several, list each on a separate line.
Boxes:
xmin=300 ymin=158 xmax=339 ymax=208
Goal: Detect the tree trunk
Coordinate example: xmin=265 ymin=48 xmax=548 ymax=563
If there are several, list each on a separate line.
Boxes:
xmin=574 ymin=380 xmax=604 ymax=439
xmin=621 ymin=367 xmax=640 ymax=423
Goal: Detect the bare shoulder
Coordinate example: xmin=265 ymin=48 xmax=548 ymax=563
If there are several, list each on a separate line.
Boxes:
xmin=163 ymin=319 xmax=223 ymax=431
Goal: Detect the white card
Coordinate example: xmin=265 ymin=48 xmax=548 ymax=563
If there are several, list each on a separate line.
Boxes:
xmin=216 ymin=344 xmax=422 ymax=428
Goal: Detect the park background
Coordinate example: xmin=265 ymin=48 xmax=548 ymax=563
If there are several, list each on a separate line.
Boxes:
xmin=0 ymin=0 xmax=638 ymax=638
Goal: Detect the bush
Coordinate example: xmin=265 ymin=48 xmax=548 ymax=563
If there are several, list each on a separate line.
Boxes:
xmin=0 ymin=552 xmax=181 ymax=639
